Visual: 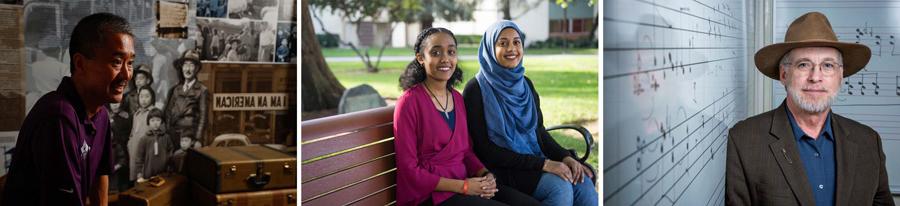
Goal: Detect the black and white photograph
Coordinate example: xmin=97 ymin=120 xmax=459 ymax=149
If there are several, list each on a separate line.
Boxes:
xmin=0 ymin=0 xmax=21 ymax=5
xmin=156 ymin=0 xmax=189 ymax=39
xmin=227 ymin=0 xmax=276 ymax=20
xmin=23 ymin=2 xmax=66 ymax=113
xmin=23 ymin=0 xmax=169 ymax=111
xmin=275 ymin=22 xmax=295 ymax=63
xmin=196 ymin=0 xmax=226 ymax=18
xmin=197 ymin=18 xmax=270 ymax=62
xmin=0 ymin=131 xmax=16 ymax=176
xmin=164 ymin=50 xmax=209 ymax=148
xmin=0 ymin=5 xmax=24 ymax=131
xmin=277 ymin=0 xmax=294 ymax=21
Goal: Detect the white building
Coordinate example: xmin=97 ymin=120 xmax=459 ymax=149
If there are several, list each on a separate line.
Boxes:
xmin=311 ymin=0 xmax=597 ymax=48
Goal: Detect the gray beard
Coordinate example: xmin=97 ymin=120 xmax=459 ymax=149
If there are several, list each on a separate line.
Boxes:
xmin=787 ymin=86 xmax=837 ymax=113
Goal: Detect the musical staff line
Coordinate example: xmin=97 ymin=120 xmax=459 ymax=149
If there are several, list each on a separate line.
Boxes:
xmin=604 ymin=56 xmax=743 ymax=79
xmin=692 ymin=0 xmax=744 ymax=23
xmin=604 ymin=88 xmax=737 ymax=173
xmin=666 ymin=137 xmax=728 ymax=205
xmin=604 ymin=97 xmax=736 ymax=202
xmin=705 ymin=175 xmax=727 ymax=206
xmin=640 ymin=121 xmax=726 ymax=205
xmin=633 ymin=118 xmax=728 ymax=206
xmin=604 ymin=47 xmax=743 ymax=51
xmin=604 ymin=17 xmax=744 ymax=39
xmin=635 ymin=0 xmax=741 ymax=30
xmin=832 ymin=103 xmax=900 ymax=107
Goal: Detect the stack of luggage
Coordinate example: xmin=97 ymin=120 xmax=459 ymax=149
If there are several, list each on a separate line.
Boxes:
xmin=119 ymin=145 xmax=296 ymax=206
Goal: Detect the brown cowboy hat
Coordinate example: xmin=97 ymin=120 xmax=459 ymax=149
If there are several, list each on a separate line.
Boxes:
xmin=754 ymin=12 xmax=871 ymax=79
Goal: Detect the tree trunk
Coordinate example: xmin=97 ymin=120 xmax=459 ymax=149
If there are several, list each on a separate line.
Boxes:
xmin=589 ymin=14 xmax=598 ymax=41
xmin=562 ymin=8 xmax=569 ymax=52
xmin=502 ymin=0 xmax=511 ymax=20
xmin=301 ymin=1 xmax=345 ymax=112
xmin=421 ymin=15 xmax=434 ymax=29
xmin=421 ymin=0 xmax=434 ymax=29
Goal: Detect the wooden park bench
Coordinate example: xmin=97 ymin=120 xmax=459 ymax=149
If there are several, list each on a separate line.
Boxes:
xmin=301 ymin=106 xmax=594 ymax=205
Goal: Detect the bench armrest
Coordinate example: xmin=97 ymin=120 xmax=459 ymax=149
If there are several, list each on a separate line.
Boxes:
xmin=545 ymin=124 xmax=592 ymax=162
xmin=545 ymin=124 xmax=597 ymax=185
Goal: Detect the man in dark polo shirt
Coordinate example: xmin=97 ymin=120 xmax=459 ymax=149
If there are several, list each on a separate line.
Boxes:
xmin=3 ymin=13 xmax=135 ymax=206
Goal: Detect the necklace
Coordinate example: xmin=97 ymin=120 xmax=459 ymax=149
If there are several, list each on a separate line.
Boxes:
xmin=424 ymin=83 xmax=450 ymax=119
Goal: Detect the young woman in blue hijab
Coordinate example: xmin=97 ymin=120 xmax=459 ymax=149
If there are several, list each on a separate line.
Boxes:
xmin=462 ymin=21 xmax=598 ymax=206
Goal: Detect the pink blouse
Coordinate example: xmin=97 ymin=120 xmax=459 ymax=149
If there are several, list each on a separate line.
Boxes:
xmin=394 ymin=84 xmax=486 ymax=206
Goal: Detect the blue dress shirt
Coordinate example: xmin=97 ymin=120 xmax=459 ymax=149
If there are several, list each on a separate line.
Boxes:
xmin=785 ymin=107 xmax=836 ymax=206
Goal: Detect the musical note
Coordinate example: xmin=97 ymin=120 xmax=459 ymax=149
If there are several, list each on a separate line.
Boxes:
xmin=636 ymin=135 xmax=643 ymax=172
xmin=671 ymin=150 xmax=675 ymax=163
xmin=896 ymin=75 xmax=899 ymax=96
xmin=633 ymin=75 xmax=645 ymax=95
xmin=873 ymin=73 xmax=879 ymax=95
xmin=859 ymin=73 xmax=866 ymax=95
xmin=875 ymin=35 xmax=882 ymax=56
xmin=693 ymin=82 xmax=698 ymax=103
xmin=890 ymin=35 xmax=899 ymax=56
xmin=701 ymin=114 xmax=705 ymax=128
xmin=859 ymin=73 xmax=865 ymax=87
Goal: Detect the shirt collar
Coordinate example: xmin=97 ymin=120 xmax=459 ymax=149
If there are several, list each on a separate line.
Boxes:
xmin=183 ymin=79 xmax=196 ymax=91
xmin=58 ymin=77 xmax=90 ymax=122
xmin=784 ymin=105 xmax=834 ymax=141
xmin=57 ymin=77 xmax=105 ymax=129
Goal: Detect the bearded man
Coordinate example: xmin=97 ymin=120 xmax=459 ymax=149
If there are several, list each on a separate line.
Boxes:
xmin=725 ymin=12 xmax=894 ymax=206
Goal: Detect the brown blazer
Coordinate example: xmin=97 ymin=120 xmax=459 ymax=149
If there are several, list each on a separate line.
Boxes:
xmin=726 ymin=102 xmax=894 ymax=206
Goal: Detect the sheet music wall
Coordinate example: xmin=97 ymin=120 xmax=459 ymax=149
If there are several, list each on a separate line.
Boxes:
xmin=603 ymin=0 xmax=750 ymax=205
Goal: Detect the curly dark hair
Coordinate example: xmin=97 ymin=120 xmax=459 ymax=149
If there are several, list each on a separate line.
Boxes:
xmin=399 ymin=27 xmax=464 ymax=91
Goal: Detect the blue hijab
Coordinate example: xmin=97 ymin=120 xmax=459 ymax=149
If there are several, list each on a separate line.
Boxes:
xmin=475 ymin=21 xmax=543 ymax=157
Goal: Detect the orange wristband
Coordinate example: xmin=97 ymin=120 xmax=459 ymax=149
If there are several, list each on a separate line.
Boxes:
xmin=462 ymin=180 xmax=469 ymax=194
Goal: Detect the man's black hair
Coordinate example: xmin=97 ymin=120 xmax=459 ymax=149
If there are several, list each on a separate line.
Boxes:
xmin=68 ymin=13 xmax=134 ymax=74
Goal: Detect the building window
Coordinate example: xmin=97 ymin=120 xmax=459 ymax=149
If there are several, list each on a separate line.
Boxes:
xmin=549 ymin=18 xmax=594 ymax=39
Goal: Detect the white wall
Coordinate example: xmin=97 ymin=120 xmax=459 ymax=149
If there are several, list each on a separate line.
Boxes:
xmin=313 ymin=0 xmax=554 ymax=48
xmin=433 ymin=0 xmax=550 ymax=47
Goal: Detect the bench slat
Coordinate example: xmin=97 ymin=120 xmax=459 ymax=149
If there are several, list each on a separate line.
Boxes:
xmin=302 ymin=169 xmax=396 ymax=205
xmin=301 ymin=106 xmax=395 ymax=141
xmin=302 ymin=139 xmax=395 ymax=182
xmin=302 ymin=154 xmax=396 ymax=200
xmin=348 ymin=185 xmax=396 ymax=206
xmin=301 ymin=123 xmax=393 ymax=161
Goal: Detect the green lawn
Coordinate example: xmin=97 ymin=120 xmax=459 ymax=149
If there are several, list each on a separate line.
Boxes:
xmin=328 ymin=55 xmax=599 ymax=168
xmin=550 ymin=130 xmax=600 ymax=172
xmin=321 ymin=47 xmax=598 ymax=57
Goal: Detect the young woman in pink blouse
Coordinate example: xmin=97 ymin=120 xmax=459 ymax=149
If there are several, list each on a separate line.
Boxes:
xmin=393 ymin=27 xmax=540 ymax=206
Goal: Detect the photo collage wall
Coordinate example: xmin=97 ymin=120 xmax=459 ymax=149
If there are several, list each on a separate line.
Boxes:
xmin=0 ymin=0 xmax=297 ymax=191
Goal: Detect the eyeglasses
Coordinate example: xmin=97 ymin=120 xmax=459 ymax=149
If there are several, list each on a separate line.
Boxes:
xmin=782 ymin=60 xmax=843 ymax=75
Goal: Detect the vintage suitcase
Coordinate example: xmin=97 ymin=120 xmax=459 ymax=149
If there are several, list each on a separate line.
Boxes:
xmin=262 ymin=144 xmax=296 ymax=156
xmin=118 ymin=173 xmax=189 ymax=206
xmin=192 ymin=181 xmax=297 ymax=206
xmin=185 ymin=145 xmax=296 ymax=193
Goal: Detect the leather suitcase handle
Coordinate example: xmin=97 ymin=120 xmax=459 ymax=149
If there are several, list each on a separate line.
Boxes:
xmin=246 ymin=172 xmax=271 ymax=188
xmin=148 ymin=176 xmax=166 ymax=187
